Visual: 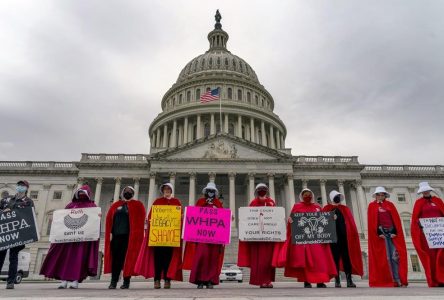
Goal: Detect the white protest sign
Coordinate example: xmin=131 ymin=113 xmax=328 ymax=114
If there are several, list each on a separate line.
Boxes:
xmin=238 ymin=206 xmax=286 ymax=242
xmin=49 ymin=207 xmax=101 ymax=243
xmin=419 ymin=217 xmax=444 ymax=249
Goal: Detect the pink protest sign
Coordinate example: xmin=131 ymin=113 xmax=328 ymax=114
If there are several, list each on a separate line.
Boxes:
xmin=182 ymin=206 xmax=231 ymax=245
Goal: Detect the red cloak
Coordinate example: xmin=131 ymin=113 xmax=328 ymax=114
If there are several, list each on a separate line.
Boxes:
xmin=182 ymin=198 xmax=225 ymax=285
xmin=134 ymin=197 xmax=183 ymax=281
xmin=367 ymin=199 xmax=408 ymax=287
xmin=237 ymin=197 xmax=278 ymax=285
xmin=273 ymin=202 xmax=337 ymax=283
xmin=323 ymin=204 xmax=364 ymax=277
xmin=104 ymin=199 xmax=146 ymax=277
xmin=411 ymin=196 xmax=444 ymax=287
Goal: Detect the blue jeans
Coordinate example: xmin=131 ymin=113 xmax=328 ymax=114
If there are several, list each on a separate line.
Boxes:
xmin=382 ymin=231 xmax=400 ymax=283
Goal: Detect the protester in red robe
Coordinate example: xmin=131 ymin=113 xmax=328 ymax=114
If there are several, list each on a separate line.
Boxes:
xmin=275 ymin=188 xmax=337 ymax=288
xmin=411 ymin=182 xmax=444 ymax=287
xmin=238 ymin=183 xmax=278 ymax=288
xmin=183 ymin=182 xmax=225 ymax=289
xmin=134 ymin=183 xmax=183 ymax=289
xmin=368 ymin=186 xmax=408 ymax=287
xmin=104 ymin=186 xmax=145 ymax=289
xmin=323 ymin=190 xmax=363 ymax=288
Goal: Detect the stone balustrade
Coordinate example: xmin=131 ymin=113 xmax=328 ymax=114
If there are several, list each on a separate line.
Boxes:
xmin=80 ymin=153 xmax=149 ymax=162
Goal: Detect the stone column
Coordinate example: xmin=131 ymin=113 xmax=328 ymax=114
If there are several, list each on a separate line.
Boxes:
xmin=113 ymin=177 xmax=121 ymax=202
xmin=356 ymin=180 xmax=368 ymax=234
xmin=133 ymin=177 xmax=140 ymax=199
xmin=350 ymin=183 xmax=363 ymax=235
xmin=261 ymin=120 xmax=266 ymax=146
xmin=229 ymin=172 xmax=236 ymax=223
xmin=210 ymin=113 xmax=215 ymax=134
xmin=248 ymin=172 xmax=255 ymax=200
xmin=171 ymin=120 xmax=177 ymax=147
xmin=338 ymin=180 xmax=346 ymax=196
xmin=302 ymin=179 xmax=308 ymax=189
xmin=268 ymin=172 xmax=275 ymax=200
xmin=189 ymin=172 xmax=196 ymax=206
xmin=287 ymin=174 xmax=296 ymax=216
xmin=197 ymin=114 xmax=202 ymax=139
xmin=209 ymin=172 xmax=216 ymax=183
xmin=147 ymin=172 xmax=156 ymax=209
xmin=156 ymin=127 xmax=161 ymax=148
xmin=178 ymin=125 xmax=183 ymax=146
xmin=269 ymin=125 xmax=275 ymax=149
xmin=276 ymin=130 xmax=281 ymax=149
xmin=183 ymin=117 xmax=188 ymax=144
xmin=169 ymin=172 xmax=176 ymax=196
xmin=281 ymin=135 xmax=285 ymax=148
xmin=162 ymin=123 xmax=168 ymax=147
xmin=250 ymin=117 xmax=255 ymax=143
xmin=320 ymin=179 xmax=328 ymax=206
xmin=77 ymin=177 xmax=84 ymax=189
xmin=237 ymin=115 xmax=242 ymax=138
xmin=94 ymin=177 xmax=103 ymax=205
xmin=224 ymin=114 xmax=229 ymax=133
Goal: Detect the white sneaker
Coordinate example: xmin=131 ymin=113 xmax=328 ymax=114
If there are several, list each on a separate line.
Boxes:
xmin=58 ymin=281 xmax=67 ymax=289
xmin=68 ymin=281 xmax=79 ymax=289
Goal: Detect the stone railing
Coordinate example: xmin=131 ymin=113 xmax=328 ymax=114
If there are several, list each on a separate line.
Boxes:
xmin=363 ymin=165 xmax=444 ymax=174
xmin=295 ymin=156 xmax=360 ymax=164
xmin=0 ymin=161 xmax=77 ymax=169
xmin=80 ymin=153 xmax=149 ymax=163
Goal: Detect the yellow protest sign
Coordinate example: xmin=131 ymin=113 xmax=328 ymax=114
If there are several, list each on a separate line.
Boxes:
xmin=148 ymin=205 xmax=181 ymax=247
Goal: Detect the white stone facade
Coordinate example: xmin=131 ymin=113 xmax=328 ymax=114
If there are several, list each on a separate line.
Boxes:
xmin=1 ymin=14 xmax=443 ymax=281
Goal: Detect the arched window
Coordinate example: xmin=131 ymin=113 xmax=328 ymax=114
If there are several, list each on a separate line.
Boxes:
xmin=237 ymin=89 xmax=242 ymax=101
xmin=247 ymin=92 xmax=251 ymax=103
xmin=232 ymin=59 xmax=236 ymax=69
xmin=209 ymin=57 xmax=213 ymax=66
xmin=229 ymin=123 xmax=235 ymax=135
xmin=204 ymin=123 xmax=210 ymax=137
xmin=225 ymin=58 xmax=229 ymax=67
xmin=196 ymin=89 xmax=201 ymax=100
xmin=255 ymin=95 xmax=259 ymax=105
xmin=227 ymin=88 xmax=232 ymax=100
xmin=201 ymin=59 xmax=205 ymax=68
xmin=261 ymin=99 xmax=264 ymax=107
xmin=179 ymin=94 xmax=183 ymax=104
xmin=187 ymin=91 xmax=191 ymax=102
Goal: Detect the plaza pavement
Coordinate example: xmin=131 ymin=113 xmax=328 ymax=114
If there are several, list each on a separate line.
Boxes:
xmin=1 ymin=281 xmax=443 ymax=299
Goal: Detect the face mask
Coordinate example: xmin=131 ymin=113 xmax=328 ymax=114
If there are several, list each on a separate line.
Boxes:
xmin=302 ymin=195 xmax=312 ymax=203
xmin=206 ymin=190 xmax=215 ymax=199
xmin=258 ymin=190 xmax=267 ymax=197
xmin=78 ymin=194 xmax=89 ymax=201
xmin=123 ymin=192 xmax=134 ymax=200
xmin=333 ymin=195 xmax=341 ymax=204
xmin=16 ymin=186 xmax=27 ymax=194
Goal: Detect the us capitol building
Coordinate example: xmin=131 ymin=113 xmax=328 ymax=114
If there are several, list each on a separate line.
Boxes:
xmin=1 ymin=12 xmax=442 ymax=281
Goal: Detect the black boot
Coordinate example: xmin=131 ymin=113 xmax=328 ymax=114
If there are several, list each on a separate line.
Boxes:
xmin=316 ymin=283 xmax=327 ymax=288
xmin=346 ymin=273 xmax=356 ymax=288
xmin=304 ymin=282 xmax=312 ymax=288
xmin=120 ymin=277 xmax=130 ymax=289
xmin=108 ymin=281 xmax=117 ymax=289
xmin=335 ymin=276 xmax=341 ymax=288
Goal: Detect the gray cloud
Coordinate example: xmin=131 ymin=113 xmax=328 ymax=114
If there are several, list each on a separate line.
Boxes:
xmin=0 ymin=0 xmax=443 ymax=164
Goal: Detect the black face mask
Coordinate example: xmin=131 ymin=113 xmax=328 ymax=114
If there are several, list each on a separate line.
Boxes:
xmin=123 ymin=192 xmax=134 ymax=200
xmin=333 ymin=195 xmax=341 ymax=204
xmin=205 ymin=190 xmax=216 ymax=199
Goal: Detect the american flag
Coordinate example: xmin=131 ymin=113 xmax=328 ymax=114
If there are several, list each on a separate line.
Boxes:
xmin=200 ymin=88 xmax=220 ymax=103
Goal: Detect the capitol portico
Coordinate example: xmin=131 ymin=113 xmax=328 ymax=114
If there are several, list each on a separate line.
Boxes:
xmin=1 ymin=12 xmax=443 ymax=281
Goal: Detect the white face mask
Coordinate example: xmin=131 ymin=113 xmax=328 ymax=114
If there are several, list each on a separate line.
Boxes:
xmin=16 ymin=186 xmax=27 ymax=194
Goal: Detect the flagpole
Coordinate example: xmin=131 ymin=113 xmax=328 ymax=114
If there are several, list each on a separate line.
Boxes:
xmin=219 ymin=88 xmax=222 ymax=134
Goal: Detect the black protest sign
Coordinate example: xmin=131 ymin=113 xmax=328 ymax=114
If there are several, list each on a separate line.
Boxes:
xmin=0 ymin=207 xmax=39 ymax=251
xmin=291 ymin=211 xmax=337 ymax=245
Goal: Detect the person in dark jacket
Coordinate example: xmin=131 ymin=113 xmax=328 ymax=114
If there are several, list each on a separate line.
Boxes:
xmin=0 ymin=180 xmax=35 ymax=289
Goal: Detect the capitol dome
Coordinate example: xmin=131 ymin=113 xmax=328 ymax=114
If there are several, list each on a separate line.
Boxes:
xmin=149 ymin=10 xmax=287 ymax=153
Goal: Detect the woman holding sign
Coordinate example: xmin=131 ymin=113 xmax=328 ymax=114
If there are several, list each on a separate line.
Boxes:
xmin=183 ymin=182 xmax=225 ymax=289
xmin=367 ymin=186 xmax=408 ymax=287
xmin=411 ymin=182 xmax=444 ymax=287
xmin=238 ymin=183 xmax=277 ymax=288
xmin=322 ymin=190 xmax=362 ymax=288
xmin=135 ymin=183 xmax=183 ymax=289
xmin=40 ymin=184 xmax=99 ymax=289
xmin=104 ymin=186 xmax=145 ymax=289
xmin=275 ymin=188 xmax=337 ymax=288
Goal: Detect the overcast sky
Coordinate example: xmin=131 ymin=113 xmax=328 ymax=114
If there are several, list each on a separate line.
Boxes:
xmin=1 ymin=0 xmax=443 ymax=165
